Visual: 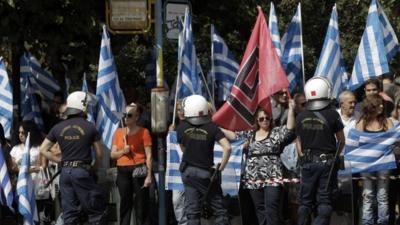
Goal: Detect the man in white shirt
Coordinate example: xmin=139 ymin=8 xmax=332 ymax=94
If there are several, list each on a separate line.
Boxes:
xmin=337 ymin=91 xmax=359 ymax=138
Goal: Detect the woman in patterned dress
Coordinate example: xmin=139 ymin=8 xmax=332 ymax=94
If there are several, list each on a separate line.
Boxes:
xmin=237 ymin=99 xmax=296 ymax=225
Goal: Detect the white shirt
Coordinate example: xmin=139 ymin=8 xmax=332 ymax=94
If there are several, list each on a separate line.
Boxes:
xmin=10 ymin=144 xmax=41 ymax=167
xmin=337 ymin=108 xmax=359 ymax=138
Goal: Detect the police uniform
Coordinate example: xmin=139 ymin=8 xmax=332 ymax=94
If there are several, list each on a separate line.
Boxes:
xmin=296 ymin=78 xmax=344 ymax=225
xmin=41 ymin=91 xmax=106 ymax=225
xmin=176 ymin=95 xmax=230 ymax=225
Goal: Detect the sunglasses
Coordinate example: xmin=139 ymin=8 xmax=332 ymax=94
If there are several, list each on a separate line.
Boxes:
xmin=277 ymin=91 xmax=287 ymax=96
xmin=123 ymin=113 xmax=133 ymax=118
xmin=258 ymin=117 xmax=270 ymax=122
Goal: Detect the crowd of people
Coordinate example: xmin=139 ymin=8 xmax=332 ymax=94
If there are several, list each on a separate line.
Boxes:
xmin=1 ymin=74 xmax=400 ymax=225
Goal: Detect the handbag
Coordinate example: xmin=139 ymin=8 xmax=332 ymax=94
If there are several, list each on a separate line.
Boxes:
xmin=131 ymin=164 xmax=147 ymax=178
xmin=35 ymin=167 xmax=51 ymax=200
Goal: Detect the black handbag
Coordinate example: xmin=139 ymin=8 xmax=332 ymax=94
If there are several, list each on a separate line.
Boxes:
xmin=131 ymin=164 xmax=147 ymax=178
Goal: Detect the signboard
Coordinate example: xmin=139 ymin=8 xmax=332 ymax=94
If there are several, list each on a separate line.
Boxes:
xmin=107 ymin=0 xmax=150 ymax=32
xmin=165 ymin=2 xmax=189 ymax=40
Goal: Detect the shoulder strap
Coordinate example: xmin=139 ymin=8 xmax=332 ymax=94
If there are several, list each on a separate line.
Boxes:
xmin=312 ymin=111 xmax=331 ymax=132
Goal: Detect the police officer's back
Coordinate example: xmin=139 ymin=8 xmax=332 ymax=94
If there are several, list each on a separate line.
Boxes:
xmin=176 ymin=95 xmax=231 ymax=225
xmin=295 ymin=78 xmax=345 ymax=225
xmin=40 ymin=91 xmax=106 ymax=225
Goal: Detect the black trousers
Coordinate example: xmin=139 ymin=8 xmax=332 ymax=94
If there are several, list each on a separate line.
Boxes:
xmin=116 ymin=166 xmax=149 ymax=225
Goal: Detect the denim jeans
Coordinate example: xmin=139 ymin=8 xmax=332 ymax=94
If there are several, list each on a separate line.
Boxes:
xmin=173 ymin=190 xmax=187 ymax=225
xmin=181 ymin=166 xmax=229 ymax=225
xmin=297 ymin=162 xmax=333 ymax=225
xmin=248 ymin=186 xmax=282 ymax=225
xmin=361 ymin=170 xmax=390 ymax=225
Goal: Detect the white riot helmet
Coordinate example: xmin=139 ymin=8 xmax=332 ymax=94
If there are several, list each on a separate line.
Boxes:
xmin=64 ymin=91 xmax=99 ymax=116
xmin=304 ymin=77 xmax=332 ymax=111
xmin=182 ymin=95 xmax=210 ymax=125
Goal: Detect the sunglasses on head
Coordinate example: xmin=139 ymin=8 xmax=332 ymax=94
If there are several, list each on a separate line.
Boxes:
xmin=123 ymin=113 xmax=133 ymax=118
xmin=258 ymin=116 xmax=270 ymax=122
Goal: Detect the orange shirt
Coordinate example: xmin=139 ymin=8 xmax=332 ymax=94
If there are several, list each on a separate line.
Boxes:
xmin=112 ymin=127 xmax=152 ymax=166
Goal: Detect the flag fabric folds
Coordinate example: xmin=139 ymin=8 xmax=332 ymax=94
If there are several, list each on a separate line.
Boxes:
xmin=344 ymin=126 xmax=399 ymax=174
xmin=281 ymin=3 xmax=303 ymax=92
xmin=0 ymin=145 xmax=14 ymax=211
xmin=16 ymin=133 xmax=38 ymax=225
xmin=314 ymin=4 xmax=348 ymax=99
xmin=210 ymin=25 xmax=239 ymax=102
xmin=96 ymin=25 xmax=126 ymax=149
xmin=212 ymin=7 xmax=289 ymax=131
xmin=177 ymin=9 xmax=207 ymax=99
xmin=269 ymin=2 xmax=282 ymax=58
xmin=20 ymin=52 xmax=60 ymax=102
xmin=21 ymin=79 xmax=45 ymax=131
xmin=166 ymin=131 xmax=244 ymax=196
xmin=348 ymin=0 xmax=399 ymax=90
xmin=0 ymin=58 xmax=13 ymax=138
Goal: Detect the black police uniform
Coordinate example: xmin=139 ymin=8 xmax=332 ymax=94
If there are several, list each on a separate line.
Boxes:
xmin=295 ymin=107 xmax=344 ymax=225
xmin=47 ymin=117 xmax=106 ymax=225
xmin=176 ymin=120 xmax=229 ymax=225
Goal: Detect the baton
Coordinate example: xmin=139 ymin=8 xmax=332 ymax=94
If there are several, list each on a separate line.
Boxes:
xmin=45 ymin=169 xmax=61 ymax=188
xmin=201 ymin=163 xmax=221 ymax=218
xmin=325 ymin=141 xmax=342 ymax=192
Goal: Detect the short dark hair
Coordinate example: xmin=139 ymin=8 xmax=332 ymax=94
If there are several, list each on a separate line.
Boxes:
xmin=364 ymin=78 xmax=382 ymax=92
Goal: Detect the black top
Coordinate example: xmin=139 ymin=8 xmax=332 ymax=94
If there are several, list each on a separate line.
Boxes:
xmin=295 ymin=108 xmax=344 ymax=155
xmin=176 ymin=120 xmax=225 ymax=169
xmin=47 ymin=117 xmax=100 ymax=163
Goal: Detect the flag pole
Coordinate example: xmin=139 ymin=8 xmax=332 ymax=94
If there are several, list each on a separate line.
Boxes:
xmin=210 ymin=25 xmax=215 ymax=104
xmin=298 ymin=2 xmax=306 ymax=87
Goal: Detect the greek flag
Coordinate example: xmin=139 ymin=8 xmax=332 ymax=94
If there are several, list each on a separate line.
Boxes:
xmin=210 ymin=25 xmax=239 ymax=102
xmin=96 ymin=25 xmax=126 ymax=149
xmin=21 ymin=79 xmax=45 ymax=131
xmin=16 ymin=133 xmax=38 ymax=225
xmin=166 ymin=131 xmax=244 ymax=196
xmin=269 ymin=2 xmax=282 ymax=57
xmin=20 ymin=52 xmax=60 ymax=102
xmin=0 ymin=145 xmax=13 ymax=211
xmin=281 ymin=3 xmax=303 ymax=92
xmin=82 ymin=73 xmax=95 ymax=124
xmin=348 ymin=0 xmax=399 ymax=90
xmin=344 ymin=126 xmax=399 ymax=174
xmin=0 ymin=58 xmax=13 ymax=138
xmin=177 ymin=9 xmax=206 ymax=99
xmin=314 ymin=4 xmax=348 ymax=99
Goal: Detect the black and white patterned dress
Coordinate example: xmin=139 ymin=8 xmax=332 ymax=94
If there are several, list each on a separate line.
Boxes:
xmin=239 ymin=126 xmax=295 ymax=189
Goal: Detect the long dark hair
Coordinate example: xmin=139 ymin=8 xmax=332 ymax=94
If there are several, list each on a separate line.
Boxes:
xmin=20 ymin=120 xmax=44 ymax=147
xmin=359 ymin=94 xmax=388 ymax=131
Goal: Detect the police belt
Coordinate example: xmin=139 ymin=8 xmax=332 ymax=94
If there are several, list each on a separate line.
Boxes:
xmin=62 ymin=160 xmax=91 ymax=170
xmin=303 ymin=152 xmax=334 ymax=163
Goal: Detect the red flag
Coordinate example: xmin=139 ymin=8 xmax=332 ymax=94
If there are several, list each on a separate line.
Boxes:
xmin=212 ymin=7 xmax=289 ymax=131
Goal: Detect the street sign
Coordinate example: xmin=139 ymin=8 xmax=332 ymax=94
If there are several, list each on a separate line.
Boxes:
xmin=165 ymin=1 xmax=190 ymax=40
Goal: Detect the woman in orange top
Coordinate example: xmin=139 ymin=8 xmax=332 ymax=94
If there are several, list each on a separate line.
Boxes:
xmin=110 ymin=103 xmax=152 ymax=225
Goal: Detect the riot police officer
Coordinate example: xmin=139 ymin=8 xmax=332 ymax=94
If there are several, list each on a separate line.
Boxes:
xmin=40 ymin=91 xmax=106 ymax=225
xmin=176 ymin=95 xmax=231 ymax=225
xmin=295 ymin=77 xmax=345 ymax=225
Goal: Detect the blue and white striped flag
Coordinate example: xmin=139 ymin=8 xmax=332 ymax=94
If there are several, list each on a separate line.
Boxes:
xmin=0 ymin=145 xmax=14 ymax=212
xmin=177 ymin=9 xmax=207 ymax=99
xmin=82 ymin=73 xmax=95 ymax=124
xmin=0 ymin=58 xmax=13 ymax=139
xmin=314 ymin=4 xmax=348 ymax=99
xmin=269 ymin=2 xmax=282 ymax=57
xmin=210 ymin=25 xmax=239 ymax=102
xmin=20 ymin=52 xmax=60 ymax=102
xmin=166 ymin=131 xmax=244 ymax=196
xmin=96 ymin=25 xmax=126 ymax=149
xmin=21 ymin=79 xmax=45 ymax=132
xmin=344 ymin=126 xmax=399 ymax=174
xmin=281 ymin=3 xmax=303 ymax=92
xmin=16 ymin=133 xmax=38 ymax=225
xmin=348 ymin=0 xmax=399 ymax=90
